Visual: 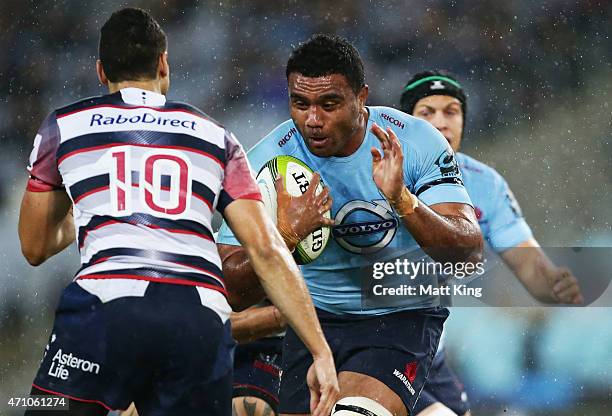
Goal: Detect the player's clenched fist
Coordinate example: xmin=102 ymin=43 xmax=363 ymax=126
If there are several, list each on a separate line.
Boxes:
xmin=539 ymin=259 xmax=584 ymax=304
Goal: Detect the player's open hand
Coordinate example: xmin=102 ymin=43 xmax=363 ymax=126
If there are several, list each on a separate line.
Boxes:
xmin=275 ymin=173 xmax=334 ymax=249
xmin=539 ymin=259 xmax=584 ymax=304
xmin=370 ymin=123 xmax=405 ymax=202
xmin=307 ymin=353 xmax=340 ymax=416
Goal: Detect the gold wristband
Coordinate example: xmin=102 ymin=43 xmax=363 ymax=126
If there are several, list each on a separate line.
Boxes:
xmin=389 ymin=188 xmax=419 ymax=217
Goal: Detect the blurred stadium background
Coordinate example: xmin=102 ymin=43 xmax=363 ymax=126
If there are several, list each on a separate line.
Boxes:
xmin=1 ymin=1 xmax=610 ymax=415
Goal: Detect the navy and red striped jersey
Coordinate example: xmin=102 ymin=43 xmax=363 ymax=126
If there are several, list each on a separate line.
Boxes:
xmin=27 ymin=88 xmax=261 ymax=318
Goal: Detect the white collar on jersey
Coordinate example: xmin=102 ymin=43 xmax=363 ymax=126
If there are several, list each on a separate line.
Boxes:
xmin=120 ymin=87 xmax=167 ymax=106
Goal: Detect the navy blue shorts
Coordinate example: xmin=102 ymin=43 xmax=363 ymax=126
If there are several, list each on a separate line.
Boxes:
xmin=32 ymin=281 xmax=235 ymax=415
xmin=413 ymin=350 xmax=470 ymax=415
xmin=279 ymin=307 xmax=448 ymax=415
xmin=233 ymin=337 xmax=283 ymax=410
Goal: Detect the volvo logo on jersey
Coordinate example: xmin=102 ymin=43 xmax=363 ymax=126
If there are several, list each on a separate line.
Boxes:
xmin=332 ymin=199 xmax=398 ymax=254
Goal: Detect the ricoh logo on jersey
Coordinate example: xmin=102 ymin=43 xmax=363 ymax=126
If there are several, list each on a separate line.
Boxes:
xmin=278 ymin=128 xmax=297 ymax=147
xmin=48 ymin=348 xmax=101 ymax=380
xmin=380 ymin=113 xmax=405 ymax=129
xmin=333 ymin=199 xmax=398 ymax=254
xmin=90 ymin=112 xmax=197 ymax=130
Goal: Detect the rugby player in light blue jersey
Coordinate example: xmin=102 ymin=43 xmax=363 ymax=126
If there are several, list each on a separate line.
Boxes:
xmin=218 ymin=35 xmax=483 ymax=416
xmin=400 ymin=70 xmax=583 ymax=416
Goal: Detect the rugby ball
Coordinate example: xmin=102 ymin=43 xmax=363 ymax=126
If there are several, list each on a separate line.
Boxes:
xmin=256 ymin=156 xmax=330 ymax=264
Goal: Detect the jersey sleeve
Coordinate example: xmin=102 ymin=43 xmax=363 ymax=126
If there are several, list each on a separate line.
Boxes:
xmin=407 ymin=120 xmax=472 ymax=207
xmin=216 ymin=137 xmax=266 ymax=245
xmin=26 ymin=111 xmax=63 ymax=192
xmin=216 ymin=220 xmax=240 ymax=246
xmin=486 ymin=175 xmax=533 ymax=252
xmin=216 ymin=131 xmax=262 ymax=215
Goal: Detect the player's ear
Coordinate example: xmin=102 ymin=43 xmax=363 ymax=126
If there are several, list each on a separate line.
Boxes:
xmin=96 ymin=60 xmax=109 ymax=86
xmin=159 ymin=52 xmax=169 ymax=79
xmin=357 ymin=84 xmax=369 ymax=108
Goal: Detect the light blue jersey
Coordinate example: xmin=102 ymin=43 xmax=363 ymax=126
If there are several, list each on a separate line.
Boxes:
xmin=218 ymin=106 xmax=472 ymax=315
xmin=457 ymin=153 xmax=533 ymax=252
xmin=436 ymin=153 xmax=534 ymax=354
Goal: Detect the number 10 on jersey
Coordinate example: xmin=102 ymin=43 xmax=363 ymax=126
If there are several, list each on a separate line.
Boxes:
xmin=108 ymin=146 xmax=193 ymax=218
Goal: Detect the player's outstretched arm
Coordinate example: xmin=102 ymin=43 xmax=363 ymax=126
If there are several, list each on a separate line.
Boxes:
xmin=370 ymin=123 xmax=482 ymax=264
xmin=224 ymin=198 xmax=339 ymax=416
xmin=18 ymin=189 xmax=74 ymax=266
xmin=501 ymin=238 xmax=583 ymax=304
xmin=230 ymin=305 xmax=286 ymax=344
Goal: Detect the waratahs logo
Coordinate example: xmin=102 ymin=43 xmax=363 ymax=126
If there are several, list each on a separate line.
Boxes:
xmin=435 ymin=150 xmax=460 ymax=177
xmin=332 ymin=199 xmax=398 ymax=254
xmin=505 ymin=188 xmax=523 ymax=219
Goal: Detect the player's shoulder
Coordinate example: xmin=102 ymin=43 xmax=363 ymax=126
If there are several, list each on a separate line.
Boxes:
xmin=54 ymin=93 xmax=226 ymax=129
xmin=54 ymin=93 xmax=121 ymax=118
xmin=164 ymin=99 xmax=230 ymax=137
xmin=242 ymin=119 xmax=301 ymax=171
xmin=251 ymin=119 xmax=300 ymax=155
xmin=368 ymin=106 xmax=425 ymax=133
xmin=369 ymin=106 xmax=448 ymax=150
xmin=457 ymin=152 xmax=506 ymax=187
xmin=164 ymin=100 xmax=222 ymax=126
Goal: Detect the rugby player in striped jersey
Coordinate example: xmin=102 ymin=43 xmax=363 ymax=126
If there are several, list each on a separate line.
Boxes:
xmin=18 ymin=8 xmax=338 ymax=416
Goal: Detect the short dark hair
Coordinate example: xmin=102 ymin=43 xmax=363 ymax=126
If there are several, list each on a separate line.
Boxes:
xmin=400 ymin=70 xmax=467 ymax=119
xmin=286 ymin=34 xmax=365 ymax=94
xmin=99 ymin=8 xmax=167 ymax=82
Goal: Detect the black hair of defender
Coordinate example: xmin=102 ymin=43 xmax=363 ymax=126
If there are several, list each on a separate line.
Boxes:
xmin=99 ymin=7 xmax=167 ymax=83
